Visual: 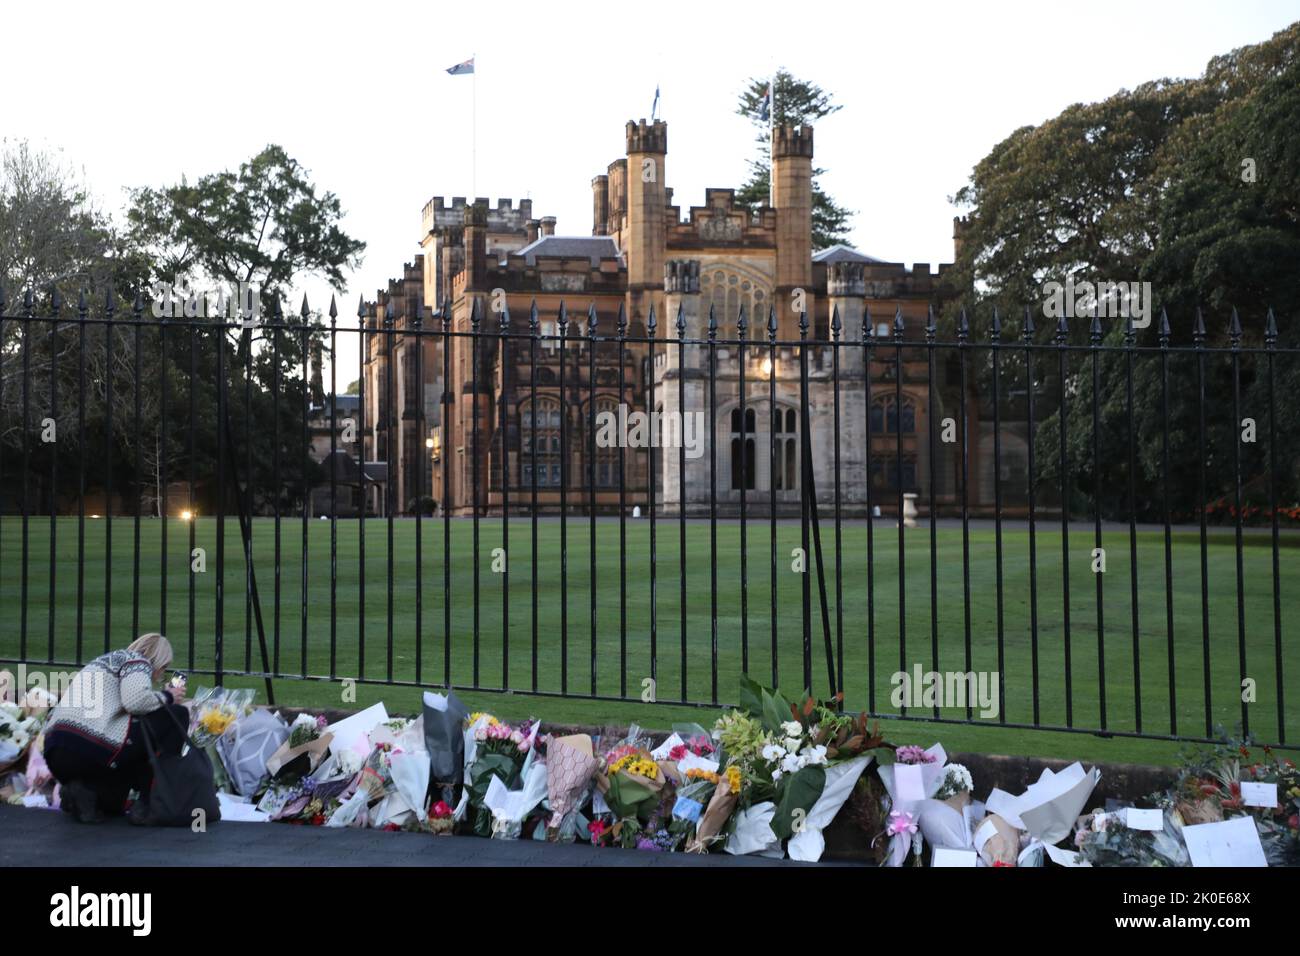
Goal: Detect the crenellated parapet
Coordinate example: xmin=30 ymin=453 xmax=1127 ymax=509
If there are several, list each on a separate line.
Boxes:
xmin=423 ymin=196 xmax=534 ymax=237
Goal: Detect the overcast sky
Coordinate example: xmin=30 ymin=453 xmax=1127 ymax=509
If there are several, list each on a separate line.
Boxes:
xmin=6 ymin=0 xmax=1297 ymax=381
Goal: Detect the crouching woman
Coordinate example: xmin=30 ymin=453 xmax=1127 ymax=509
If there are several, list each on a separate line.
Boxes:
xmin=43 ymin=633 xmax=189 ymax=823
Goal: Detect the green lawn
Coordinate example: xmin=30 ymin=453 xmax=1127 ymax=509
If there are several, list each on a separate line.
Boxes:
xmin=1 ymin=515 xmax=1295 ymax=767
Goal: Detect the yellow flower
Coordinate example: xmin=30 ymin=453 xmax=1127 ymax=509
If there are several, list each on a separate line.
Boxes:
xmin=200 ymin=709 xmax=234 ymax=736
xmin=725 ymin=766 xmax=742 ymax=794
xmin=466 ymin=712 xmax=500 ymax=727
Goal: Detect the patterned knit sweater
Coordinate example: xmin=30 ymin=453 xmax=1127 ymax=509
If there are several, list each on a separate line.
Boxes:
xmin=45 ymin=649 xmax=173 ymax=752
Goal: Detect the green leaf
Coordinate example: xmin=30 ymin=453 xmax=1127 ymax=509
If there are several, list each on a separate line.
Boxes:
xmin=770 ymin=765 xmax=826 ymax=840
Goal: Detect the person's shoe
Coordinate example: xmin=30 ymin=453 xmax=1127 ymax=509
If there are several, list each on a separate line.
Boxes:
xmin=61 ymin=781 xmax=106 ymax=824
xmin=128 ymin=797 xmax=152 ymax=826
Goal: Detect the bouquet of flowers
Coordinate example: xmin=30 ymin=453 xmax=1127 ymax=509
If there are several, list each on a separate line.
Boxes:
xmin=464 ymin=715 xmax=535 ymax=837
xmin=1075 ymin=808 xmax=1189 ymax=867
xmin=266 ymin=712 xmax=334 ymax=783
xmin=715 ymin=676 xmax=889 ymax=860
xmin=0 ymin=700 xmax=43 ymax=772
xmin=188 ymin=687 xmax=255 ymax=748
xmin=934 ymin=763 xmax=974 ymax=807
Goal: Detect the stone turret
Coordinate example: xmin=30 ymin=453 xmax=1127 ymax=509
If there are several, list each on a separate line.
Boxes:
xmin=625 ymin=119 xmax=668 ymax=328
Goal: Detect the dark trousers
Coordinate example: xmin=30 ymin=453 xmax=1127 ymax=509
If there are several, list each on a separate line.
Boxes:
xmin=45 ymin=704 xmax=189 ymax=815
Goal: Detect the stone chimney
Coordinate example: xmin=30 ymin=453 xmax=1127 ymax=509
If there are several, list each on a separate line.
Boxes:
xmin=772 ymin=124 xmax=814 ymax=338
xmin=526 ymin=219 xmax=540 ymax=243
xmin=540 ymin=216 xmax=557 ymax=237
xmin=592 ymin=174 xmax=610 ymax=236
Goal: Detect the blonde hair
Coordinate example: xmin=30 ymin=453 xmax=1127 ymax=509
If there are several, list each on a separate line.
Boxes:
xmin=127 ymin=633 xmax=174 ymax=674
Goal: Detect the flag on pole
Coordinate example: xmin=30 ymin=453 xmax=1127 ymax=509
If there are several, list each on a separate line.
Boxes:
xmin=651 ymin=84 xmax=660 ymax=121
xmin=446 ymin=57 xmax=474 ymax=75
xmin=759 ymin=79 xmax=772 ymax=123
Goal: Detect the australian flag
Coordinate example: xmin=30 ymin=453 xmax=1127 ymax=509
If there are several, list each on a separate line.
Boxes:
xmin=759 ymin=81 xmax=772 ymax=122
xmin=446 ymin=57 xmax=474 ymax=75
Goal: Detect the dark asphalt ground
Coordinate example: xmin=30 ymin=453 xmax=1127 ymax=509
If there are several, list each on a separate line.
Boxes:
xmin=0 ymin=804 xmax=818 ymax=867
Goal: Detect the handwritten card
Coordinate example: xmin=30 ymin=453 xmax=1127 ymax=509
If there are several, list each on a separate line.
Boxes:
xmin=1183 ymin=816 xmax=1268 ymax=868
xmin=1125 ymin=808 xmax=1164 ymax=831
xmin=1240 ymin=781 xmax=1278 ymax=809
xmin=895 ymin=763 xmax=927 ymax=803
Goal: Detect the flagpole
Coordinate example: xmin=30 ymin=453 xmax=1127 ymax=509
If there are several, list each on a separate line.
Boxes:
xmin=768 ymin=73 xmax=775 ymax=207
xmin=472 ymin=52 xmax=477 ymax=199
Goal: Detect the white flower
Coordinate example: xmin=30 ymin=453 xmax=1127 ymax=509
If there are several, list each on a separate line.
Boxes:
xmin=781 ymin=720 xmax=803 ymax=738
xmin=772 ymin=768 xmax=784 ymax=784
xmin=944 ymin=763 xmax=973 ymax=793
xmin=783 ymin=736 xmax=802 ymax=753
xmin=761 ymin=743 xmax=786 ymax=763
xmin=803 ymin=744 xmax=829 ymax=767
xmin=781 ymin=752 xmax=802 ymax=775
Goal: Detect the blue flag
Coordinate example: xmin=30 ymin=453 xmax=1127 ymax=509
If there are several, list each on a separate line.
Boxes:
xmin=446 ymin=57 xmax=474 ymax=76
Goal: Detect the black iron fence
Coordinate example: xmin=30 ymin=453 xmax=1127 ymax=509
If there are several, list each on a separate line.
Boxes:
xmin=0 ymin=285 xmax=1295 ymax=749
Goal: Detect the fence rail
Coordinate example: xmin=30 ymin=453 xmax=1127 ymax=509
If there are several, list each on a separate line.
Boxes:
xmin=0 ymin=286 xmax=1295 ymax=749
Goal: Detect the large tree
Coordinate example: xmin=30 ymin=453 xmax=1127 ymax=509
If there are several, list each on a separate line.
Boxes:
xmin=735 ymin=69 xmax=853 ymax=249
xmin=946 ymin=22 xmax=1300 ymax=520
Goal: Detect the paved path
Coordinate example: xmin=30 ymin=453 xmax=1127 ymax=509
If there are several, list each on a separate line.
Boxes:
xmin=0 ymin=805 xmax=819 ymax=867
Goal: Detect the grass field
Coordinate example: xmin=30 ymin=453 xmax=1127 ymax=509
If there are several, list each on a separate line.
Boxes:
xmin=1 ymin=515 xmax=1295 ymax=767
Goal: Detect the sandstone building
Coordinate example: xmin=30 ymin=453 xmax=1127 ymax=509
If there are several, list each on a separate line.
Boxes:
xmin=360 ymin=119 xmax=1028 ymax=517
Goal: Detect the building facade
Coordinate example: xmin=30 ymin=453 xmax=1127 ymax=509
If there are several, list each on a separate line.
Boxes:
xmin=361 ymin=118 xmax=1016 ymax=517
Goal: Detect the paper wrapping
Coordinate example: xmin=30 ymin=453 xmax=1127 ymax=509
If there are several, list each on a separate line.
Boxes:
xmin=545 ymin=734 xmax=599 ymax=832
xmin=685 ymin=777 xmax=737 ymax=853
xmin=266 ymin=731 xmax=333 ymax=780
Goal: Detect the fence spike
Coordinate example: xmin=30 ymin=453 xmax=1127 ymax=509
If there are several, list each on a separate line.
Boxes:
xmin=863 ymin=305 xmax=873 ymax=343
xmin=356 ymin=293 xmax=366 ymax=319
xmin=273 ymin=295 xmax=284 ymax=322
xmin=675 ymin=302 xmax=686 ymax=335
xmin=104 ymin=287 xmax=117 ymax=315
xmin=1022 ymin=306 xmax=1035 ymax=340
xmin=301 ymin=294 xmax=311 ymax=319
xmin=956 ymin=307 xmax=969 ymax=340
xmin=1123 ymin=310 xmax=1136 ymax=344
xmin=990 ymin=305 xmax=1002 ymax=339
xmin=499 ymin=301 xmax=510 ymax=333
xmin=529 ymin=299 xmax=539 ymax=333
xmin=1158 ymin=307 xmax=1170 ymax=342
xmin=1056 ymin=311 xmax=1069 ymax=338
xmin=557 ymin=300 xmax=568 ymax=333
xmin=647 ymin=304 xmax=657 ymax=335
xmin=0 ymin=285 xmax=6 ymax=313
xmin=1265 ymin=307 xmax=1277 ymax=344
xmin=51 ymin=284 xmax=63 ymax=314
xmin=131 ymin=290 xmax=144 ymax=315
xmin=441 ymin=298 xmax=453 ymax=328
xmin=925 ymin=305 xmax=937 ymax=341
xmin=385 ymin=299 xmax=396 ymax=323
xmin=707 ymin=302 xmax=718 ymax=337
xmin=798 ymin=309 xmax=808 ymax=336
xmin=767 ymin=303 xmax=778 ymax=340
xmin=1193 ymin=307 xmax=1206 ymax=341
xmin=831 ymin=304 xmax=842 ymax=337
xmin=587 ymin=302 xmax=598 ymax=336
xmin=1090 ymin=312 xmax=1103 ymax=341
xmin=328 ymin=294 xmax=338 ymax=319
xmin=1228 ymin=306 xmax=1242 ymax=341
xmin=616 ymin=300 xmax=627 ymax=335
xmin=23 ymin=288 xmax=35 ymax=315
xmin=77 ymin=288 xmax=88 ymax=316
xmin=413 ymin=302 xmax=425 ymax=329
xmin=736 ymin=303 xmax=748 ymax=336
xmin=893 ymin=305 xmax=905 ymax=339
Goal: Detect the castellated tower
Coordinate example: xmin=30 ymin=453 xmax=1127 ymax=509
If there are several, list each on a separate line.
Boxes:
xmin=772 ymin=124 xmax=814 ymax=339
xmin=625 ymin=119 xmax=668 ymax=330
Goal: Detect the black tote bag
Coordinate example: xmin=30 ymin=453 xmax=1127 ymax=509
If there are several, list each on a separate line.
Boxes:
xmin=138 ymin=710 xmax=223 ymax=827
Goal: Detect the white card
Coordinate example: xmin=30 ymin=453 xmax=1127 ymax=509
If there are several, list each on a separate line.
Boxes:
xmin=1043 ymin=843 xmax=1091 ymax=867
xmin=931 ymin=847 xmax=978 ymax=867
xmin=1125 ymin=807 xmax=1164 ymax=831
xmin=1183 ymin=816 xmax=1268 ymax=868
xmin=895 ymin=763 xmax=926 ymax=803
xmin=1240 ymin=781 xmax=1278 ymax=809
